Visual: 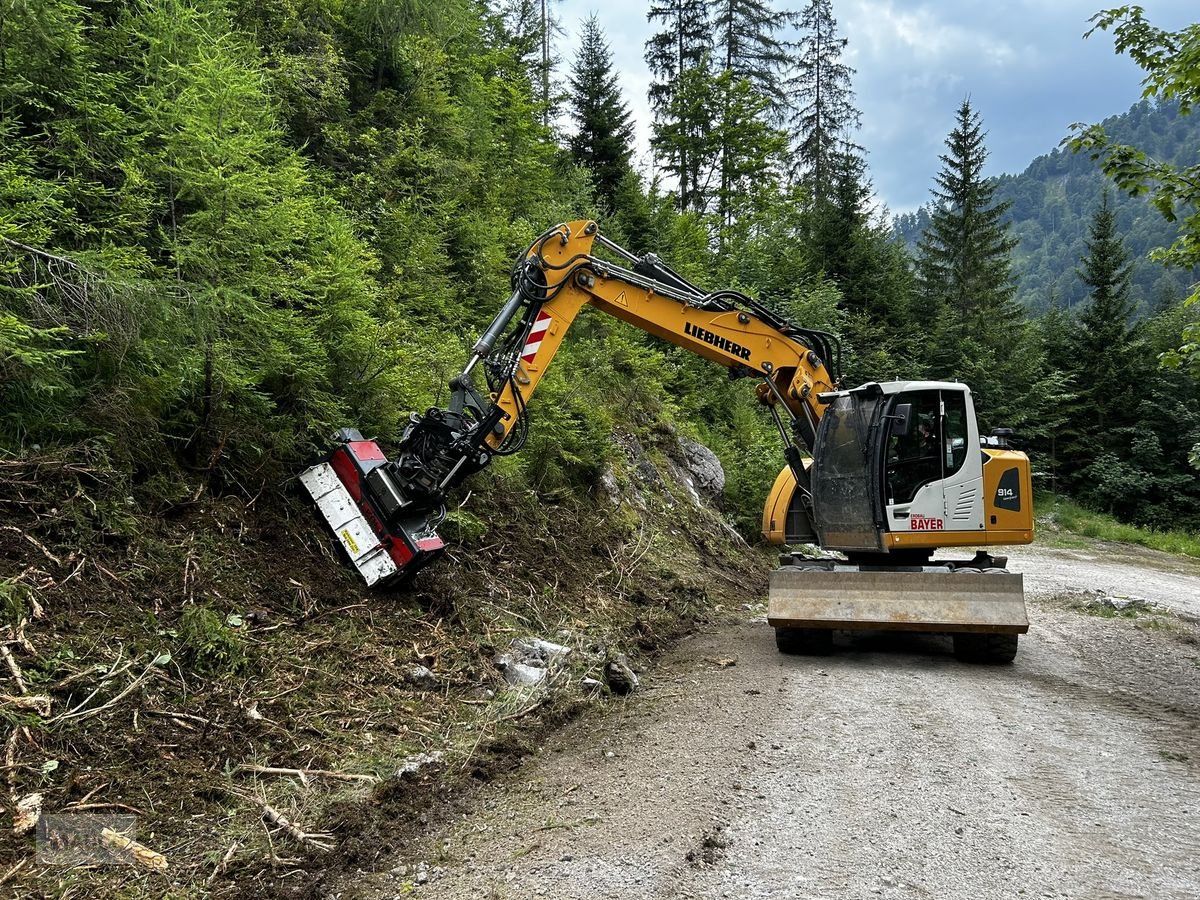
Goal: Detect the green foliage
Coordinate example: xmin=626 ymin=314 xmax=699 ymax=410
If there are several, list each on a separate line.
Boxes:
xmin=1 ymin=0 xmax=1192 ymax=549
xmin=789 ymin=0 xmax=862 ymax=202
xmin=0 ymin=578 xmax=33 ymax=629
xmin=1069 ymin=8 xmax=1200 ymax=386
xmin=567 ymin=16 xmax=636 ymax=213
xmin=177 ymin=605 xmax=248 ymax=674
xmin=1039 ymin=493 xmax=1200 ymax=558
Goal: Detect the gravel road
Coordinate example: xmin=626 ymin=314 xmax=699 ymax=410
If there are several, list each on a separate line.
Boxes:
xmin=359 ymin=543 xmax=1200 ymax=900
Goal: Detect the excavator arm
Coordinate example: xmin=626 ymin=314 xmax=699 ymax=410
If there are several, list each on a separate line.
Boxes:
xmin=302 ymin=220 xmax=838 ymax=586
xmin=397 ymin=221 xmax=837 ymax=512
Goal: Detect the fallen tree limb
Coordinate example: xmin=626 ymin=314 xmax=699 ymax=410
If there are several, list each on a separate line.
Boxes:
xmin=0 ymin=646 xmax=28 ymax=696
xmin=100 ymin=826 xmax=168 ymax=871
xmin=0 ymin=526 xmax=61 ymax=567
xmin=0 ymin=858 xmax=28 ymax=886
xmin=1 ymin=695 xmax=51 ymax=717
xmin=230 ymin=791 xmax=333 ymax=852
xmin=259 ymin=802 xmax=334 ymax=852
xmin=234 ymin=764 xmax=378 ymax=785
xmin=52 ymin=654 xmax=165 ymax=725
xmin=208 ymin=841 xmax=239 ymax=885
xmin=142 ymin=709 xmax=210 ymax=730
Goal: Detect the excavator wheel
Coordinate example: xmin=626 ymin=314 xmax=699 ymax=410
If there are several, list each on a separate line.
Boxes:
xmin=952 ymin=632 xmax=1019 ymax=664
xmin=775 ymin=626 xmax=834 ymax=656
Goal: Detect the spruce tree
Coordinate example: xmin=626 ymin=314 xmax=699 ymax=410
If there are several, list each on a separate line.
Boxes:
xmin=707 ymin=1 xmax=792 ymax=231
xmin=1067 ymin=193 xmax=1138 ymax=458
xmin=915 ymin=99 xmax=1044 ymax=430
xmin=916 ymin=99 xmax=1020 ymax=350
xmin=567 ymin=16 xmax=635 ymax=213
xmin=788 ymin=0 xmax=862 ymax=205
xmin=708 ymin=0 xmax=793 ymax=114
xmin=645 ymin=0 xmax=711 ymax=213
xmin=649 ymin=59 xmax=720 ymax=215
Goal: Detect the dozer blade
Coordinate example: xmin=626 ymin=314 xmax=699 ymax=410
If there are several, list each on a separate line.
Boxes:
xmin=767 ymin=568 xmax=1028 ymax=634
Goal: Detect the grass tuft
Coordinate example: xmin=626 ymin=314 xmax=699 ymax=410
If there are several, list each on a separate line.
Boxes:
xmin=1036 ymin=494 xmax=1200 ymax=559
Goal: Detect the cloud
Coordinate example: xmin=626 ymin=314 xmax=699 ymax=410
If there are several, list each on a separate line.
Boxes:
xmin=556 ymin=0 xmax=1199 ymax=214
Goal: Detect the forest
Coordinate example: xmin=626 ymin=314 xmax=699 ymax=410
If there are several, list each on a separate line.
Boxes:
xmin=2 ymin=0 xmax=1198 ymax=537
xmin=894 ymin=99 xmax=1200 ymax=317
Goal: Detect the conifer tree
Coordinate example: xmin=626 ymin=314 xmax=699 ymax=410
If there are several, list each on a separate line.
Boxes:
xmin=707 ymin=1 xmax=792 ymax=232
xmin=567 ymin=16 xmax=635 ymax=212
xmin=915 ymin=100 xmax=1046 ymax=431
xmin=645 ymin=0 xmax=711 ymax=213
xmin=916 ymin=99 xmax=1020 ymax=349
xmin=708 ymin=0 xmax=793 ymax=114
xmin=788 ymin=0 xmax=862 ymax=204
xmin=1067 ymin=193 xmax=1138 ymax=450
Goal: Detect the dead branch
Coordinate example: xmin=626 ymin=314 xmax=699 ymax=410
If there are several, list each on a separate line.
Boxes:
xmin=208 ymin=842 xmax=239 ymax=885
xmin=67 ymin=801 xmax=144 ymax=815
xmin=5 ymin=729 xmax=17 ymax=804
xmin=1 ymin=695 xmax=51 ymax=717
xmin=0 ymin=858 xmax=28 ymax=886
xmin=0 ymin=646 xmax=28 ymax=695
xmin=0 ymin=525 xmax=62 ymax=567
xmin=52 ymin=654 xmax=160 ymax=724
xmin=7 ymin=619 xmax=37 ymax=656
xmin=143 ymin=709 xmax=211 ymax=728
xmin=50 ymin=664 xmax=108 ymax=692
xmin=100 ymin=826 xmax=168 ymax=871
xmin=237 ymin=794 xmax=333 ymax=852
xmin=234 ymin=764 xmax=378 ymax=785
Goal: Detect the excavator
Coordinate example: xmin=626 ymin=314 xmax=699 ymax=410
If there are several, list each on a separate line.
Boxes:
xmin=301 ymin=221 xmax=1034 ymax=663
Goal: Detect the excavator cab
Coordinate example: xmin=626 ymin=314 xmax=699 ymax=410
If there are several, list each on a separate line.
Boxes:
xmin=765 ymin=380 xmax=1034 ymax=556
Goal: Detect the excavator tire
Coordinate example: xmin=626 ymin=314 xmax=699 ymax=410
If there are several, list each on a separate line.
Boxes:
xmin=952 ymin=632 xmax=1019 ymax=664
xmin=775 ymin=626 xmax=834 ymax=656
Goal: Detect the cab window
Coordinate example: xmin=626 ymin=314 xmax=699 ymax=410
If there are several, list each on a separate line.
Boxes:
xmin=943 ymin=390 xmax=968 ymax=477
xmin=886 ymin=390 xmax=941 ymax=504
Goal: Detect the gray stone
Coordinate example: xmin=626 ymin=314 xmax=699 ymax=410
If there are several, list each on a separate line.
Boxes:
xmin=604 ymin=656 xmax=640 ymax=695
xmin=403 ymin=664 xmax=439 ymax=690
xmin=512 ymin=637 xmax=571 ymax=666
xmin=677 ymin=437 xmax=725 ymax=497
xmin=598 ymin=468 xmax=621 ymax=506
xmin=493 ymin=655 xmax=548 ymax=687
xmin=396 ymin=750 xmax=444 ymax=779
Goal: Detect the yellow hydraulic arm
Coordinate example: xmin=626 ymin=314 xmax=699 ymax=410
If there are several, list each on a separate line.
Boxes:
xmin=473 ymin=221 xmax=837 ymax=459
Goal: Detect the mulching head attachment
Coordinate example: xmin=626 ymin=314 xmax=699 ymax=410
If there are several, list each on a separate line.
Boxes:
xmin=300 ymin=429 xmax=446 ymax=587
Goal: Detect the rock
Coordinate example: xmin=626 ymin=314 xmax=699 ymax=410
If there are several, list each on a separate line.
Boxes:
xmin=494 ymin=636 xmax=572 ymax=688
xmin=580 ymin=677 xmax=604 ymax=692
xmin=676 ymin=437 xmax=725 ymax=497
xmin=634 ymin=457 xmax=661 ymax=486
xmin=604 ymin=656 xmax=639 ymax=695
xmin=404 ymin=664 xmax=439 ymax=690
xmin=598 ymin=468 xmax=622 ymax=506
xmin=493 ymin=655 xmax=547 ymax=687
xmin=512 ymin=637 xmax=571 ymax=666
xmin=396 ymin=750 xmax=444 ymax=779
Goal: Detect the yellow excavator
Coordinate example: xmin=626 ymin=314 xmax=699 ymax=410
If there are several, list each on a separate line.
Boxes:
xmin=301 ymin=221 xmax=1033 ymax=663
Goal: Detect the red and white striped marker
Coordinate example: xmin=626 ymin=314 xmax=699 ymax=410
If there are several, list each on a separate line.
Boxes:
xmin=520 ymin=312 xmax=552 ymax=364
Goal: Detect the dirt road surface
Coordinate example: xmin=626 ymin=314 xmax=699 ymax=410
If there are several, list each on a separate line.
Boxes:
xmin=358 ymin=542 xmax=1200 ymax=899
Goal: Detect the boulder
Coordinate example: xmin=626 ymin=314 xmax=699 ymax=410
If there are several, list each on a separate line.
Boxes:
xmin=677 ymin=437 xmax=725 ymax=497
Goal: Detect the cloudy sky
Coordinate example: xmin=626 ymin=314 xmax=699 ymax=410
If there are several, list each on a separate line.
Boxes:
xmin=554 ymin=1 xmax=1195 ymax=214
